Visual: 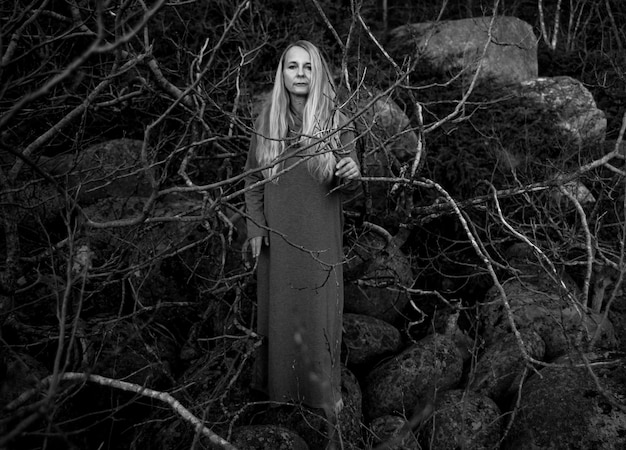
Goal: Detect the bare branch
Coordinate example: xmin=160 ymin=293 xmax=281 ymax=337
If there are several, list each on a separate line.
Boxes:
xmin=6 ymin=372 xmax=239 ymax=450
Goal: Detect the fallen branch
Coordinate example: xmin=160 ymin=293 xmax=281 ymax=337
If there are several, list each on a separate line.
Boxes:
xmin=6 ymin=372 xmax=238 ymax=450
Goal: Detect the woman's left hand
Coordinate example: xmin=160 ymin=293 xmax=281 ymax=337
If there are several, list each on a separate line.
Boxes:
xmin=335 ymin=157 xmax=360 ymax=180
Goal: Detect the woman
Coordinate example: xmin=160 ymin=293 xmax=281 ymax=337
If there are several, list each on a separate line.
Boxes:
xmin=244 ymin=40 xmax=360 ymax=417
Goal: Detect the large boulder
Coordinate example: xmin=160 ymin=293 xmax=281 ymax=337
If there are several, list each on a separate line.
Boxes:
xmin=343 ymin=226 xmax=414 ymax=325
xmin=516 ymin=76 xmax=606 ymax=144
xmin=352 ymin=87 xmax=418 ymax=170
xmin=420 ymin=389 xmax=502 ymax=450
xmin=80 ymin=193 xmax=215 ymax=314
xmin=470 ymin=329 xmax=545 ymax=402
xmin=389 ymin=16 xmax=537 ymax=85
xmin=342 ymin=313 xmax=403 ymax=367
xmin=504 ymin=353 xmax=626 ymax=449
xmin=479 ymin=277 xmax=618 ymax=360
xmin=363 ymin=333 xmax=463 ymax=421
xmin=2 ymin=139 xmax=155 ymax=247
xmin=82 ymin=193 xmax=201 ymax=262
xmin=351 ymin=88 xmax=418 ymax=165
xmin=41 ymin=138 xmax=154 ymax=204
xmin=349 ymin=88 xmax=419 ymax=214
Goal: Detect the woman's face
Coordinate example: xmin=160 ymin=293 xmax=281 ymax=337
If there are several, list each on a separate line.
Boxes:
xmin=282 ymin=46 xmax=311 ymax=97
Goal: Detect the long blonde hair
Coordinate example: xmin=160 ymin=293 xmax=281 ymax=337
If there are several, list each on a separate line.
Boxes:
xmin=255 ymin=40 xmax=341 ymax=182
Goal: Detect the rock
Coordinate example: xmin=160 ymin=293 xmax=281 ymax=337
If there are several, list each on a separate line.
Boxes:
xmin=516 ymin=76 xmax=606 ymax=145
xmin=550 ymin=179 xmax=596 ymax=208
xmin=351 ymin=87 xmax=419 ymax=164
xmin=342 ymin=313 xmax=403 ymax=367
xmin=479 ymin=278 xmax=618 ymax=359
xmin=230 ymin=425 xmax=309 ymax=450
xmin=369 ymin=415 xmax=420 ymax=450
xmin=389 ymin=16 xmax=537 ymax=85
xmin=349 ymin=88 xmax=419 ymax=215
xmin=504 ymin=352 xmax=626 ymax=449
xmin=81 ymin=193 xmax=211 ymax=308
xmin=363 ymin=333 xmax=463 ymax=421
xmin=502 ymin=242 xmax=582 ymax=295
xmin=41 ymin=138 xmax=154 ymax=204
xmin=344 ymin=225 xmax=414 ymax=325
xmin=470 ymin=330 xmax=545 ymax=401
xmin=421 ymin=389 xmax=502 ymax=450
xmin=406 ymin=300 xmax=476 ymax=364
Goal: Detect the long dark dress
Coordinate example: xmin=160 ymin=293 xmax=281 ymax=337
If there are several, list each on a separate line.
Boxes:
xmin=244 ymin=111 xmax=359 ymax=409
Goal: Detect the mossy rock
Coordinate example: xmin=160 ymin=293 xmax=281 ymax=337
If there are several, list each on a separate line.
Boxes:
xmin=230 ymin=425 xmax=308 ymax=450
xmin=342 ymin=313 xmax=403 ymax=367
xmin=363 ymin=333 xmax=463 ymax=420
xmin=420 ymin=389 xmax=503 ymax=450
xmin=504 ymin=353 xmax=626 ymax=449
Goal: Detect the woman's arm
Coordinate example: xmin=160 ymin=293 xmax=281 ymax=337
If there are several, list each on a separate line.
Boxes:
xmin=244 ymin=134 xmax=269 ymax=257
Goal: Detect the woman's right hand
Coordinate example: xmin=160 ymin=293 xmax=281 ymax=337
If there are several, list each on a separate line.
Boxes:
xmin=250 ymin=236 xmax=269 ymax=258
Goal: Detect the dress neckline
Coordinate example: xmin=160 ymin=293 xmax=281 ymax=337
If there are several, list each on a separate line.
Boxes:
xmin=288 ymin=109 xmax=303 ymax=135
